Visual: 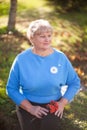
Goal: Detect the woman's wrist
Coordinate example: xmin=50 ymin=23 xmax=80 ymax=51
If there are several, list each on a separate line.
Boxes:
xmin=20 ymin=99 xmax=33 ymax=113
xmin=59 ymin=98 xmax=68 ymax=107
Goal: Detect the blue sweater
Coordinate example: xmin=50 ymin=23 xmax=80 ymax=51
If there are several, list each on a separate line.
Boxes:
xmin=6 ymin=48 xmax=80 ymax=105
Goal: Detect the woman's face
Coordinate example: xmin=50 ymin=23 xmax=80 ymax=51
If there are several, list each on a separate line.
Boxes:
xmin=31 ymin=31 xmax=52 ymax=51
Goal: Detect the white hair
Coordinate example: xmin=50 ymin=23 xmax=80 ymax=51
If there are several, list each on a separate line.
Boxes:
xmin=27 ymin=19 xmax=53 ymax=40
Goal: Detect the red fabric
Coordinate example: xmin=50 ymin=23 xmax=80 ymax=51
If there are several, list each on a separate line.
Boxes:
xmin=46 ymin=100 xmax=58 ymax=113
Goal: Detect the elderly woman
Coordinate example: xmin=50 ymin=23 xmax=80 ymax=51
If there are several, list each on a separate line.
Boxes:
xmin=6 ymin=19 xmax=80 ymax=130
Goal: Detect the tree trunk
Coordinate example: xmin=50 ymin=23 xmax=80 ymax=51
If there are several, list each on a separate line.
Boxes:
xmin=7 ymin=0 xmax=17 ymax=32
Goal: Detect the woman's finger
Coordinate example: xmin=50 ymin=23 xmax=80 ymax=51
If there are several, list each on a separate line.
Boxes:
xmin=55 ymin=110 xmax=63 ymax=118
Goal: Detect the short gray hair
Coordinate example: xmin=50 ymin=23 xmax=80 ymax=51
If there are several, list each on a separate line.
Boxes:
xmin=27 ymin=19 xmax=53 ymax=40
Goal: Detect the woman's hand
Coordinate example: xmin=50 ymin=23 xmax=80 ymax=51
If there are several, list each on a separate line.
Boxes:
xmin=20 ymin=100 xmax=49 ymax=118
xmin=29 ymin=105 xmax=49 ymax=118
xmin=55 ymin=98 xmax=68 ymax=118
xmin=55 ymin=101 xmax=65 ymax=118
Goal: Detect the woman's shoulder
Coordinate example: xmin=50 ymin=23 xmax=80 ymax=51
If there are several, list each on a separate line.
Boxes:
xmin=19 ymin=48 xmax=31 ymax=55
xmin=53 ymin=48 xmax=70 ymax=62
xmin=15 ymin=48 xmax=31 ymax=61
xmin=53 ymin=48 xmax=66 ymax=57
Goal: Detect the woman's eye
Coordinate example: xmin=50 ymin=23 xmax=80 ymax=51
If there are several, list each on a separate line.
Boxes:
xmin=39 ymin=34 xmax=52 ymax=38
xmin=40 ymin=35 xmax=45 ymax=38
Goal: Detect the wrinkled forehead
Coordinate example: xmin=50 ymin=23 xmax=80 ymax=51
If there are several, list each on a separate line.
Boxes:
xmin=35 ymin=26 xmax=53 ymax=35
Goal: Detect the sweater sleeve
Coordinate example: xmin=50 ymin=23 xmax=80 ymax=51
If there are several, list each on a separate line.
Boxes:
xmin=6 ymin=56 xmax=27 ymax=105
xmin=63 ymin=56 xmax=80 ymax=102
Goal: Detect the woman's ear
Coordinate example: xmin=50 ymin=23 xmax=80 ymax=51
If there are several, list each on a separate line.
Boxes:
xmin=29 ymin=36 xmax=34 ymax=46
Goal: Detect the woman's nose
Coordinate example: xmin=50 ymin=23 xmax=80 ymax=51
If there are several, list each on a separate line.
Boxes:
xmin=45 ymin=36 xmax=49 ymax=41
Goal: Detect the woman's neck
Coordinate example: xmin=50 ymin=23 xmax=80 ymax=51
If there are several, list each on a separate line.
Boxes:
xmin=32 ymin=47 xmax=54 ymax=57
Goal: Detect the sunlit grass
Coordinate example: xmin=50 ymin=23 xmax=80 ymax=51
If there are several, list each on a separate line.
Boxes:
xmin=0 ymin=0 xmax=10 ymax=16
xmin=0 ymin=88 xmax=6 ymax=98
xmin=18 ymin=0 xmax=46 ymax=9
xmin=2 ymin=0 xmax=49 ymax=15
xmin=20 ymin=41 xmax=30 ymax=50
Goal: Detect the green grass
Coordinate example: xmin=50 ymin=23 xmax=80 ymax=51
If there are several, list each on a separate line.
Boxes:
xmin=0 ymin=0 xmax=87 ymax=130
xmin=0 ymin=0 xmax=48 ymax=17
xmin=18 ymin=0 xmax=46 ymax=9
xmin=0 ymin=0 xmax=10 ymax=16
